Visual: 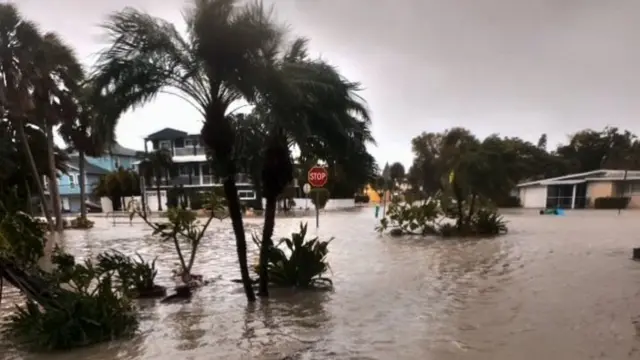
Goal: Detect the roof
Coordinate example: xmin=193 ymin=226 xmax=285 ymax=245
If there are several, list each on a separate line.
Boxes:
xmin=145 ymin=128 xmax=188 ymax=141
xmin=67 ymin=158 xmax=110 ymax=175
xmin=517 ymin=169 xmax=640 ymax=187
xmin=108 ymin=143 xmax=140 ymax=157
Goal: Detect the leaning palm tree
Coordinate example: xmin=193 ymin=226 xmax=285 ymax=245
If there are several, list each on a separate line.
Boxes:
xmin=139 ymin=149 xmax=173 ymax=212
xmin=0 ymin=3 xmax=54 ymax=230
xmin=91 ymin=0 xmax=291 ymax=302
xmin=31 ymin=32 xmax=84 ymax=231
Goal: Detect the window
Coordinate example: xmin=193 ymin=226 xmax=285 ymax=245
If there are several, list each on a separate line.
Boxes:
xmin=69 ymin=174 xmax=77 ymax=188
xmin=238 ymin=190 xmax=256 ymax=200
xmin=184 ymin=139 xmax=194 ymax=147
xmin=43 ymin=177 xmax=49 ymax=190
xmin=159 ymin=140 xmax=171 ymax=150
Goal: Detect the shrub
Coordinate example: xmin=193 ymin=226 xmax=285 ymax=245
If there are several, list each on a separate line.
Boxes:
xmin=309 ymin=188 xmax=330 ymax=209
xmin=252 ymin=222 xmax=333 ymax=289
xmin=375 ymin=199 xmax=440 ymax=235
xmin=0 ymin=211 xmax=46 ymax=268
xmin=96 ymin=251 xmax=164 ymax=298
xmin=470 ymin=209 xmax=508 ymax=235
xmin=68 ymin=216 xmax=94 ymax=229
xmin=354 ymin=194 xmax=370 ymax=203
xmin=189 ymin=192 xmax=205 ymax=210
xmin=593 ymin=196 xmax=629 ymax=209
xmin=3 ymin=248 xmax=138 ymax=352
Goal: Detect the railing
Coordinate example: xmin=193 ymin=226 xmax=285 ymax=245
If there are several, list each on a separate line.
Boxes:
xmin=172 ymin=146 xmax=206 ymax=156
xmin=202 ymin=175 xmax=216 ymax=185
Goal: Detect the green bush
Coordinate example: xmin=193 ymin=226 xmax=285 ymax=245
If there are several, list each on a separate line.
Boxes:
xmin=3 ymin=248 xmax=138 ymax=352
xmin=189 ymin=192 xmax=205 ymax=210
xmin=309 ymin=188 xmax=330 ymax=209
xmin=470 ymin=209 xmax=508 ymax=235
xmin=96 ymin=251 xmax=163 ymax=298
xmin=68 ymin=216 xmax=94 ymax=229
xmin=593 ymin=196 xmax=629 ymax=209
xmin=0 ymin=211 xmax=46 ymax=268
xmin=354 ymin=194 xmax=370 ymax=203
xmin=252 ymin=222 xmax=333 ymax=289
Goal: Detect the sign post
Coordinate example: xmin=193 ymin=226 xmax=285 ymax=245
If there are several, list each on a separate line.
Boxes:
xmin=302 ymin=183 xmax=311 ymax=210
xmin=308 ymin=166 xmax=329 ymax=228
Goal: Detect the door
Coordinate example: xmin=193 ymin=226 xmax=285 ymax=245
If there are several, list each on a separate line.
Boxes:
xmin=520 ymin=185 xmax=547 ymax=208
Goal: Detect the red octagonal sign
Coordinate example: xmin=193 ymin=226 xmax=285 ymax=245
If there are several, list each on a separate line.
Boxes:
xmin=308 ymin=166 xmax=328 ymax=187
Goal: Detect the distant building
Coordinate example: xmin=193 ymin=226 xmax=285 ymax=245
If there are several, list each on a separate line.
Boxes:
xmin=45 ymin=143 xmax=142 ymax=213
xmin=517 ymin=169 xmax=640 ymax=209
xmin=140 ymin=127 xmax=256 ymax=203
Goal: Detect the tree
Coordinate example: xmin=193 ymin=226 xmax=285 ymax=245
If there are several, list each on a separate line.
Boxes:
xmin=537 ymin=133 xmax=547 ymax=150
xmin=139 ymin=150 xmax=173 ymax=212
xmin=388 ymin=162 xmax=405 ymax=188
xmin=0 ymin=4 xmax=55 ymax=230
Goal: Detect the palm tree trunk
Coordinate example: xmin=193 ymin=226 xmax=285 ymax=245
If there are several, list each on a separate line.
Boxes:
xmin=16 ymin=120 xmax=53 ymax=230
xmin=79 ymin=151 xmax=87 ymax=219
xmin=155 ymin=171 xmax=163 ymax=212
xmin=252 ymin=171 xmax=264 ymax=210
xmin=258 ymin=194 xmax=276 ymax=296
xmin=45 ymin=120 xmax=63 ymax=231
xmin=223 ymin=177 xmax=256 ymax=302
xmin=24 ymin=178 xmax=33 ymax=216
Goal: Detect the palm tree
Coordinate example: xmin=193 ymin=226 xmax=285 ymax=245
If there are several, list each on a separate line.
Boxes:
xmin=0 ymin=3 xmax=55 ymax=230
xmin=31 ymin=32 xmax=84 ymax=230
xmin=139 ymin=149 xmax=173 ymax=212
xmin=91 ymin=0 xmax=291 ymax=302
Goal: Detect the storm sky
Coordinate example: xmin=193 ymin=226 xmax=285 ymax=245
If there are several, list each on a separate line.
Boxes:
xmin=16 ymin=0 xmax=640 ymax=167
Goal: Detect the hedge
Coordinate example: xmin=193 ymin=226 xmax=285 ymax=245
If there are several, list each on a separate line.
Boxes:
xmin=593 ymin=196 xmax=630 ymax=209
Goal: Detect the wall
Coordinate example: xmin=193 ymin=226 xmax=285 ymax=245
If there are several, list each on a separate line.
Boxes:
xmin=260 ymin=198 xmax=356 ymax=210
xmin=58 ymin=172 xmax=101 ymax=196
xmin=519 ymin=185 xmax=547 ymax=208
xmin=86 ymin=154 xmax=137 ymax=172
xmin=586 ymin=181 xmax=614 ymax=207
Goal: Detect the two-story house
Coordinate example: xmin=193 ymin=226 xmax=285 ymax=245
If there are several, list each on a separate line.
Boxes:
xmin=141 ymin=127 xmax=256 ymax=202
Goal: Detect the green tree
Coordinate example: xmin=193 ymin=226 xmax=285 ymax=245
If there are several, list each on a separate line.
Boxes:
xmin=139 ymin=149 xmax=173 ymax=212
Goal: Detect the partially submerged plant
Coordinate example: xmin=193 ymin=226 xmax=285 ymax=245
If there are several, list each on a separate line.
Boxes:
xmin=252 ymin=222 xmax=333 ymax=289
xmin=68 ymin=216 xmax=94 ymax=229
xmin=96 ymin=250 xmax=164 ymax=298
xmin=130 ymin=193 xmax=227 ymax=284
xmin=375 ymin=198 xmax=440 ymax=236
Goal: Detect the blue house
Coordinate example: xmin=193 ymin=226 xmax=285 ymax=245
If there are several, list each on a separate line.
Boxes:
xmin=49 ymin=143 xmax=141 ymax=213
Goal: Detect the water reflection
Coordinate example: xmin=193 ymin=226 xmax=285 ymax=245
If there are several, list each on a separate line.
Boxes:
xmin=1 ymin=209 xmax=640 ymax=359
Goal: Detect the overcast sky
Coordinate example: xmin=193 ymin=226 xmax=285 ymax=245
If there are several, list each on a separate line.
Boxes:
xmin=16 ymin=0 xmax=640 ymax=168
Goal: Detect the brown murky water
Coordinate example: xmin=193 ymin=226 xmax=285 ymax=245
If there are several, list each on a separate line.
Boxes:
xmin=1 ymin=209 xmax=640 ymax=359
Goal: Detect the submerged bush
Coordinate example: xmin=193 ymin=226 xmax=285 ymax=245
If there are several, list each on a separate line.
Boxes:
xmin=97 ymin=251 xmax=164 ymax=298
xmin=68 ymin=216 xmax=94 ymax=229
xmin=3 ymin=248 xmax=138 ymax=352
xmin=375 ymin=199 xmax=440 ymax=236
xmin=471 ymin=209 xmax=507 ymax=235
xmin=252 ymin=222 xmax=333 ymax=289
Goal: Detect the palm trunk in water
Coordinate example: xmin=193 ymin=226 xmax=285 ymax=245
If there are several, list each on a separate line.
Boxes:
xmin=16 ymin=120 xmax=54 ymax=230
xmin=155 ymin=170 xmax=163 ymax=212
xmin=223 ymin=177 xmax=256 ymax=302
xmin=79 ymin=151 xmax=87 ymax=218
xmin=45 ymin=120 xmax=63 ymax=231
xmin=258 ymin=195 xmax=277 ymax=296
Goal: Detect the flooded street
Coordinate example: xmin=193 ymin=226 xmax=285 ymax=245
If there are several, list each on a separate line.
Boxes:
xmin=2 ymin=209 xmax=640 ymax=359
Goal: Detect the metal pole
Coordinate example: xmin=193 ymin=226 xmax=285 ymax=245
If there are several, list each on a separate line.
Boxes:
xmin=315 ymin=191 xmax=320 ymax=228
xmin=619 ymin=169 xmax=628 ymax=215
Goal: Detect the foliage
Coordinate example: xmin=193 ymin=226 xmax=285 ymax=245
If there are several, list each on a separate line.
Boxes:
xmin=252 ymin=222 xmax=332 ymax=289
xmin=0 ymin=208 xmax=46 ymax=268
xmin=131 ymin=193 xmax=227 ymax=283
xmin=3 ymin=245 xmax=138 ymax=352
xmin=96 ymin=251 xmax=161 ymax=297
xmin=593 ymin=196 xmax=630 ymax=209
xmin=375 ymin=199 xmax=440 ymax=236
xmin=93 ymin=168 xmax=140 ymax=211
xmin=68 ymin=216 xmax=94 ymax=229
xmin=309 ymin=188 xmax=330 ymax=209
xmin=470 ymin=209 xmax=508 ymax=236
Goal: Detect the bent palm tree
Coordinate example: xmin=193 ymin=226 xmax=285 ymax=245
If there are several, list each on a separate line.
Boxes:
xmin=91 ymin=0 xmax=286 ymax=301
xmin=0 ymin=4 xmax=54 ymax=230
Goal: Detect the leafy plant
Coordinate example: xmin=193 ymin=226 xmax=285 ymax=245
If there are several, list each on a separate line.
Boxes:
xmin=309 ymin=188 xmax=330 ymax=209
xmin=96 ymin=250 xmax=161 ymax=297
xmin=471 ymin=209 xmax=508 ymax=235
xmin=68 ymin=216 xmax=94 ymax=229
xmin=3 ymin=247 xmax=138 ymax=352
xmin=0 ymin=210 xmax=46 ymax=268
xmin=375 ymin=198 xmax=440 ymax=235
xmin=130 ymin=193 xmax=227 ymax=284
xmin=252 ymin=222 xmax=333 ymax=289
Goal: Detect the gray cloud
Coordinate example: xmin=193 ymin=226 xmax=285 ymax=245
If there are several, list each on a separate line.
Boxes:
xmin=16 ymin=0 xmax=640 ymax=167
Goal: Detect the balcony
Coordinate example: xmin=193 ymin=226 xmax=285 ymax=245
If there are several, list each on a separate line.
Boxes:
xmin=145 ymin=173 xmax=251 ymax=187
xmin=172 ymin=146 xmax=207 ymax=157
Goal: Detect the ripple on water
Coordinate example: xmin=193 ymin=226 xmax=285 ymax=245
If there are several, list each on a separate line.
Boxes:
xmin=1 ymin=209 xmax=640 ymax=359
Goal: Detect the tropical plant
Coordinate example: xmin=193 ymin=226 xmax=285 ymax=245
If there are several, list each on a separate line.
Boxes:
xmin=470 ymin=209 xmax=508 ymax=236
xmin=375 ymin=199 xmax=440 ymax=236
xmin=130 ymin=193 xmax=227 ymax=284
xmin=138 ymin=149 xmax=174 ymax=211
xmin=96 ymin=250 xmax=164 ymax=298
xmin=252 ymin=222 xmax=332 ymax=289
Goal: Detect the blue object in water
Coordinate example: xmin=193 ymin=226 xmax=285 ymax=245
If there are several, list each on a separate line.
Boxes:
xmin=555 ymin=208 xmax=565 ymax=216
xmin=375 ymin=204 xmax=380 ymax=218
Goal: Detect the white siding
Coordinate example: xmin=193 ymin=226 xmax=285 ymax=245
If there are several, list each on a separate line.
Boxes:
xmin=519 ymin=185 xmax=547 ymax=208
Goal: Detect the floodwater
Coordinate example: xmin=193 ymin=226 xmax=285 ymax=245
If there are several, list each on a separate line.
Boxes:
xmin=1 ymin=208 xmax=640 ymax=359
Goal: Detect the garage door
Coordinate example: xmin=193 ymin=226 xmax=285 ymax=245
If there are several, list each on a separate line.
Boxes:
xmin=520 ymin=185 xmax=547 ymax=208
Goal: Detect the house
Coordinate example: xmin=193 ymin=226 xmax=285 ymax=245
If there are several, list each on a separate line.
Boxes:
xmin=55 ymin=158 xmax=110 ymax=212
xmin=83 ymin=143 xmax=141 ymax=172
xmin=516 ymin=169 xmax=640 ymax=209
xmin=141 ymin=127 xmax=256 ymax=202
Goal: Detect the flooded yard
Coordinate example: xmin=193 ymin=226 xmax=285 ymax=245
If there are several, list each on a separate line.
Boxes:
xmin=2 ymin=209 xmax=640 ymax=359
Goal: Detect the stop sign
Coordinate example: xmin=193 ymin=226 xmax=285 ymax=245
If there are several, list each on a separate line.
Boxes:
xmin=308 ymin=166 xmax=328 ymax=187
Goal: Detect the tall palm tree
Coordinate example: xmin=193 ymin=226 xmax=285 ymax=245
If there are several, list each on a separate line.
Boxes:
xmin=0 ymin=3 xmax=55 ymax=230
xmin=91 ymin=0 xmax=291 ymax=302
xmin=32 ymin=32 xmax=83 ymax=230
xmin=139 ymin=149 xmax=173 ymax=212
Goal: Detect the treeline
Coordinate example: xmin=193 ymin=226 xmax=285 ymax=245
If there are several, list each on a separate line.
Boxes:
xmin=381 ymin=126 xmax=640 ymax=204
